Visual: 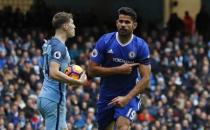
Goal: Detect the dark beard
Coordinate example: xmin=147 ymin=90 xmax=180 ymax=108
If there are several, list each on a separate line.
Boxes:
xmin=118 ymin=29 xmax=130 ymax=36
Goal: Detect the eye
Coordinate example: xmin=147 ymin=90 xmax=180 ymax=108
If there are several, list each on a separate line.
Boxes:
xmin=119 ymin=20 xmax=124 ymax=23
xmin=118 ymin=20 xmax=131 ymax=24
xmin=125 ymin=21 xmax=131 ymax=24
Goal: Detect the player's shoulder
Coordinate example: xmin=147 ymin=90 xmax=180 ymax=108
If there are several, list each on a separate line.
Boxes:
xmin=133 ymin=35 xmax=148 ymax=48
xmin=49 ymin=37 xmax=66 ymax=49
xmin=99 ymin=32 xmax=116 ymax=44
xmin=103 ymin=32 xmax=116 ymax=38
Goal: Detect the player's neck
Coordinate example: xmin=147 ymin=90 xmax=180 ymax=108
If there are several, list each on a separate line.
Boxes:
xmin=54 ymin=30 xmax=67 ymax=44
xmin=118 ymin=33 xmax=132 ymax=44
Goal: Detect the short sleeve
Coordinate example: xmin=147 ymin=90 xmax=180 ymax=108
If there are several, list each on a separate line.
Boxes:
xmin=49 ymin=43 xmax=66 ymax=64
xmin=136 ymin=40 xmax=150 ymax=65
xmin=90 ymin=35 xmax=106 ymax=64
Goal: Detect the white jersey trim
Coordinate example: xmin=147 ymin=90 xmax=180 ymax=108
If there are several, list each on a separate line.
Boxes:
xmin=116 ymin=32 xmax=133 ymax=47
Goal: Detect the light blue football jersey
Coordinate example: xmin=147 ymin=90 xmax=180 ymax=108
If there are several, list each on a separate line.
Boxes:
xmin=39 ymin=37 xmax=71 ymax=104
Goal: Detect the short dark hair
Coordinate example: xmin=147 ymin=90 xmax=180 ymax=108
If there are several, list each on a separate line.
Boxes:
xmin=117 ymin=7 xmax=137 ymax=21
xmin=52 ymin=12 xmax=73 ymax=29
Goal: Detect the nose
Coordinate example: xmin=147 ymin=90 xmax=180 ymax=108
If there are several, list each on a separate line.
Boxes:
xmin=121 ymin=22 xmax=126 ymax=28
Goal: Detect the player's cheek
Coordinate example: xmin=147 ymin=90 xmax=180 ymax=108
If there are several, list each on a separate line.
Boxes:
xmin=116 ymin=24 xmax=120 ymax=29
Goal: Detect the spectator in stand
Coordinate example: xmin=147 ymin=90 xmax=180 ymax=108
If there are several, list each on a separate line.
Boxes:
xmin=167 ymin=13 xmax=184 ymax=40
xmin=183 ymin=11 xmax=194 ymax=35
xmin=195 ymin=5 xmax=210 ymax=41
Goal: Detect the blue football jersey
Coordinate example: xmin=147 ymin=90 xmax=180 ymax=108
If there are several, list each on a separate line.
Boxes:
xmin=39 ymin=37 xmax=71 ymax=104
xmin=90 ymin=32 xmax=150 ymax=102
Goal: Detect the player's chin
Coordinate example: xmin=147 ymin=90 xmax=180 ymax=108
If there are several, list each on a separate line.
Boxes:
xmin=68 ymin=32 xmax=75 ymax=38
xmin=118 ymin=29 xmax=130 ymax=35
xmin=118 ymin=30 xmax=129 ymax=36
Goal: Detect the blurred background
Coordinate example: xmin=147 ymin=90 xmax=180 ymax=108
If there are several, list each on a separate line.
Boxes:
xmin=0 ymin=0 xmax=210 ymax=130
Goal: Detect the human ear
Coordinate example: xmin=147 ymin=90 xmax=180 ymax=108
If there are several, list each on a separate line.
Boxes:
xmin=133 ymin=22 xmax=137 ymax=30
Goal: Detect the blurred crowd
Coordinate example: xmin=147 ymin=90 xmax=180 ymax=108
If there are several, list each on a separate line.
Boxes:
xmin=0 ymin=2 xmax=210 ymax=130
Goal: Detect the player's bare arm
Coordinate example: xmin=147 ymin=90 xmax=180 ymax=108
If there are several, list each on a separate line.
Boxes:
xmin=49 ymin=61 xmax=86 ymax=85
xmin=127 ymin=64 xmax=151 ymax=97
xmin=109 ymin=64 xmax=151 ymax=107
xmin=88 ymin=61 xmax=139 ymax=77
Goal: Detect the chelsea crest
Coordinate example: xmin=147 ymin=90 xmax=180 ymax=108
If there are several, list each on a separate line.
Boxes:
xmin=128 ymin=51 xmax=136 ymax=59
